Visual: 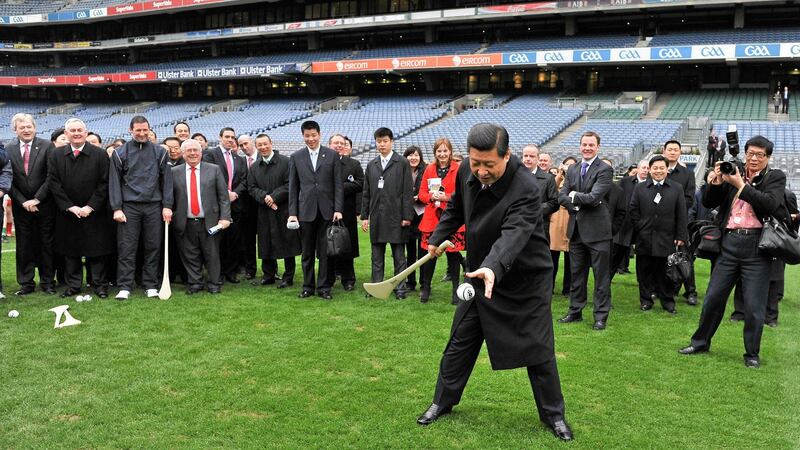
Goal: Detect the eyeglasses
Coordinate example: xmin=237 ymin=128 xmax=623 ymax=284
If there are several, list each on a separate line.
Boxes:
xmin=745 ymin=151 xmax=768 ymax=160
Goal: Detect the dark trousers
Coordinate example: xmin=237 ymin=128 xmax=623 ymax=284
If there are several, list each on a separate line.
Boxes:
xmin=64 ymin=255 xmax=107 ymax=292
xmin=220 ymin=210 xmax=242 ymax=279
xmin=300 ymin=212 xmax=330 ymax=293
xmin=176 ymin=219 xmax=222 ymax=289
xmin=782 ymin=99 xmax=789 ymax=114
xmin=420 ymin=251 xmax=460 ymax=301
xmin=690 ymin=232 xmax=771 ymax=359
xmin=117 ymin=202 xmax=162 ymax=291
xmin=405 ymin=235 xmax=424 ymax=289
xmin=733 ymin=259 xmax=784 ymax=323
xmin=551 ymin=250 xmax=571 ymax=295
xmin=609 ymin=243 xmax=630 ymax=281
xmin=12 ymin=203 xmax=55 ymax=289
xmin=371 ymin=242 xmax=407 ymax=293
xmin=567 ymin=234 xmax=611 ymax=321
xmin=327 ymin=255 xmax=355 ymax=287
xmin=168 ymin=227 xmax=186 ymax=283
xmin=241 ymin=207 xmax=258 ymax=276
xmin=636 ymin=254 xmax=675 ymax=311
xmin=431 ymin=301 xmax=566 ymax=424
xmin=263 ymin=257 xmax=296 ymax=282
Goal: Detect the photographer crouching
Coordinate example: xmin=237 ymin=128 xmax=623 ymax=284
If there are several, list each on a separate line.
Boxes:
xmin=679 ymin=135 xmax=788 ymax=369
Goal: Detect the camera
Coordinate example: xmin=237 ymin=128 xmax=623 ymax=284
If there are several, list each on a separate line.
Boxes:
xmin=719 ymin=161 xmax=736 ymax=175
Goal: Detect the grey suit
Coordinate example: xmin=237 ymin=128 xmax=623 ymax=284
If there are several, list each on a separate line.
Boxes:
xmin=558 ymin=158 xmax=614 ymax=322
xmin=168 ymin=162 xmax=231 ymax=289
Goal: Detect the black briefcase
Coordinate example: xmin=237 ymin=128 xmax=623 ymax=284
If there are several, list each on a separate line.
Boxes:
xmin=326 ymin=222 xmax=351 ymax=257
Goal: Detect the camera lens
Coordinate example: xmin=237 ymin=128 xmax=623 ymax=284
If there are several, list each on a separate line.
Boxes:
xmin=719 ymin=161 xmax=735 ymax=175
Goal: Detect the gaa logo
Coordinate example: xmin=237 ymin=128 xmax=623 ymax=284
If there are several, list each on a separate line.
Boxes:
xmin=76 ymin=11 xmax=87 ymax=18
xmin=700 ymin=46 xmax=725 ymax=57
xmin=335 ymin=61 xmax=344 ymax=72
xmin=791 ymin=45 xmax=800 ymax=56
xmin=743 ymin=45 xmax=772 ymax=57
xmin=657 ymin=48 xmax=684 ymax=59
xmin=578 ymin=50 xmax=603 ymax=61
xmin=543 ymin=52 xmax=565 ymax=62
xmin=618 ymin=49 xmax=641 ymax=60
xmin=507 ymin=53 xmax=530 ymax=64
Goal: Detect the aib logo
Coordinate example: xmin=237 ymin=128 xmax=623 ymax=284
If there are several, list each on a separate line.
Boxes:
xmin=700 ymin=46 xmax=725 ymax=57
xmin=543 ymin=52 xmax=566 ymax=62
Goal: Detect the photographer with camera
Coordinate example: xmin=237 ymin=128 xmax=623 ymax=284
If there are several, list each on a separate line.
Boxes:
xmin=679 ymin=136 xmax=788 ymax=369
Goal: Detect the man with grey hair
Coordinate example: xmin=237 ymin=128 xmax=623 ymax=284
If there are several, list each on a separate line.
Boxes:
xmin=47 ymin=118 xmax=114 ymax=298
xmin=7 ymin=113 xmax=57 ymax=296
xmin=238 ymin=133 xmax=258 ymax=280
xmin=521 ymin=144 xmax=558 ymax=243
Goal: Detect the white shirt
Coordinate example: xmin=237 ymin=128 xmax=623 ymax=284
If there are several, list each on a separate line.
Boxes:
xmin=380 ymin=151 xmax=394 ymax=170
xmin=70 ymin=144 xmax=86 ymax=154
xmin=19 ymin=139 xmax=33 ymax=157
xmin=307 ymin=146 xmax=320 ymax=171
xmin=185 ymin=163 xmax=204 ymax=218
xmin=262 ymin=151 xmax=274 ymax=164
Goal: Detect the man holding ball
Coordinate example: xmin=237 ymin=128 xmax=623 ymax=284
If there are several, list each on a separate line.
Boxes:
xmin=416 ymin=123 xmax=572 ymax=441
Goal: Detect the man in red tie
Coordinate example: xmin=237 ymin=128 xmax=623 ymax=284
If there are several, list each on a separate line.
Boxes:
xmin=7 ymin=113 xmax=57 ymax=296
xmin=202 ymin=127 xmax=247 ymax=284
xmin=166 ymin=139 xmax=231 ymax=294
xmin=238 ymin=134 xmax=258 ymax=280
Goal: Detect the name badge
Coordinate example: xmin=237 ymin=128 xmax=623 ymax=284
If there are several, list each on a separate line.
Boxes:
xmin=734 ymin=216 xmax=742 ymax=224
xmin=378 ymin=177 xmax=384 ymax=189
xmin=654 ymin=193 xmax=662 ymax=204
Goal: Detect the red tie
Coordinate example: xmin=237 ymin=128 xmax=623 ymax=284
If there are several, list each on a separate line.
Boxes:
xmin=73 ymin=148 xmax=80 ymax=158
xmin=247 ymin=156 xmax=253 ymax=169
xmin=224 ymin=151 xmax=233 ymax=191
xmin=190 ymin=167 xmax=200 ymax=217
xmin=22 ymin=143 xmax=30 ymax=175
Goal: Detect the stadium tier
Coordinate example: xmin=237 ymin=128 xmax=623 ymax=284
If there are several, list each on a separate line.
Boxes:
xmin=557 ymin=119 xmax=683 ymax=150
xmin=649 ymin=27 xmax=800 ymax=46
xmin=713 ymin=121 xmax=800 ymax=154
xmin=659 ymin=89 xmax=769 ymax=121
xmin=486 ymin=35 xmax=640 ymax=52
xmin=592 ymin=108 xmax=642 ymax=120
xmin=351 ymin=42 xmax=481 ymax=59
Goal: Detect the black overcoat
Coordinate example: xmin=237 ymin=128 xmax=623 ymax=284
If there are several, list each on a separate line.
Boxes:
xmin=629 ymin=179 xmax=689 ymax=257
xmin=47 ymin=143 xmax=114 ymax=257
xmin=614 ymin=175 xmax=639 ymax=246
xmin=247 ymin=152 xmax=301 ymax=260
xmin=362 ymin=152 xmax=414 ymax=244
xmin=429 ymin=155 xmax=555 ymax=370
xmin=340 ymin=155 xmax=364 ymax=258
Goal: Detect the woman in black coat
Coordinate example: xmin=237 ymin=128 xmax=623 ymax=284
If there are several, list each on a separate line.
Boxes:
xmin=629 ymin=155 xmax=688 ymax=313
xmin=404 ymin=146 xmax=426 ymax=291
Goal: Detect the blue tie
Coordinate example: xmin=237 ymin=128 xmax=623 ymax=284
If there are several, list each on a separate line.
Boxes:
xmin=580 ymin=162 xmax=589 ymax=178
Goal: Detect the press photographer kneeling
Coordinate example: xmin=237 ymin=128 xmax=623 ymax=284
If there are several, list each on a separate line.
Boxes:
xmin=679 ymin=135 xmax=789 ymax=369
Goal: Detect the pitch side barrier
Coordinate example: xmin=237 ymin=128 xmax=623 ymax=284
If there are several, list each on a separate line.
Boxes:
xmin=0 ymin=0 xmax=773 ymax=29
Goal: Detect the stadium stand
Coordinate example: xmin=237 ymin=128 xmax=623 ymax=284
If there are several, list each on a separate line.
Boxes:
xmin=649 ymin=27 xmax=800 ymax=46
xmin=658 ymin=89 xmax=768 ymax=121
xmin=592 ymin=108 xmax=642 ymax=119
xmin=556 ymin=119 xmax=682 ymax=161
xmin=351 ymin=42 xmax=480 ymax=59
xmin=486 ymin=35 xmax=640 ymax=52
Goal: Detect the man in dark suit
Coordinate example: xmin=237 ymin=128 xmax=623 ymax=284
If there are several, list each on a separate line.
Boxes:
xmin=361 ymin=128 xmax=414 ymax=299
xmin=557 ymin=131 xmax=614 ymax=330
xmin=238 ymin=134 xmax=259 ymax=280
xmin=416 ymin=123 xmax=572 ymax=442
xmin=248 ymin=134 xmax=301 ymax=287
xmin=7 ymin=113 xmax=57 ymax=295
xmin=680 ymin=136 xmax=788 ymax=368
xmin=327 ymin=133 xmax=364 ymax=291
xmin=288 ymin=121 xmax=344 ymax=300
xmin=611 ymin=159 xmax=648 ymax=277
xmin=47 ymin=118 xmax=114 ymax=298
xmin=629 ymin=155 xmax=688 ymax=313
xmin=522 ymin=145 xmax=558 ymax=243
xmin=0 ymin=141 xmax=11 ymax=297
xmin=202 ymin=127 xmax=248 ymax=284
xmin=663 ymin=140 xmax=699 ymax=305
xmin=601 ymin=158 xmax=628 ymax=240
xmin=167 ymin=139 xmax=231 ymax=294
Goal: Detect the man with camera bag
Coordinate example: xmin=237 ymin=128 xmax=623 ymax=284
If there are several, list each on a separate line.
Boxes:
xmin=679 ymin=136 xmax=788 ymax=368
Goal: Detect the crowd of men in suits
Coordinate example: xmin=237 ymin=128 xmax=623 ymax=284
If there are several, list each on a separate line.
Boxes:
xmin=1 ymin=113 xmax=794 ymax=370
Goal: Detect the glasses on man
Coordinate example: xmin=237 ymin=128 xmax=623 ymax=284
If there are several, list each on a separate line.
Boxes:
xmin=745 ymin=151 xmax=768 ymax=160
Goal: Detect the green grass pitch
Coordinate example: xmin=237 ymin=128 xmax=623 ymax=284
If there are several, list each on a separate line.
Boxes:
xmin=1 ymin=237 xmax=798 ymax=448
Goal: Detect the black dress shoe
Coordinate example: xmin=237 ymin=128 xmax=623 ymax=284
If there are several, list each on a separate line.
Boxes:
xmin=395 ymin=292 xmax=407 ymax=300
xmin=252 ymin=278 xmax=276 ymax=286
xmin=243 ymin=273 xmax=256 ymax=280
xmin=765 ymin=320 xmax=778 ymax=328
xmin=420 ymin=288 xmax=431 ymax=303
xmin=416 ymin=404 xmax=451 ymax=426
xmin=343 ymin=283 xmax=355 ymax=291
xmin=686 ymin=293 xmax=698 ymax=306
xmin=42 ymin=286 xmax=57 ymax=295
xmin=60 ymin=288 xmax=80 ymax=298
xmin=730 ymin=314 xmax=744 ymax=322
xmin=592 ymin=320 xmax=606 ymax=330
xmin=640 ymin=304 xmax=653 ymax=311
xmin=547 ymin=419 xmax=574 ymax=441
xmin=185 ymin=286 xmax=203 ymax=295
xmin=14 ymin=286 xmax=35 ymax=296
xmin=558 ymin=313 xmax=582 ymax=323
xmin=665 ymin=307 xmax=677 ymax=315
xmin=278 ymin=279 xmax=293 ymax=289
xmin=318 ymin=291 xmax=333 ymax=300
xmin=224 ymin=275 xmax=240 ymax=284
xmin=744 ymin=357 xmax=760 ymax=369
xmin=678 ymin=345 xmax=709 ymax=355
xmin=95 ymin=288 xmax=108 ymax=299
xmin=298 ymin=290 xmax=314 ymax=298
xmin=207 ymin=286 xmax=221 ymax=294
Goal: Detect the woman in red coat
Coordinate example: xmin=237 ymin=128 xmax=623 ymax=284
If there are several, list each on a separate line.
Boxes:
xmin=418 ymin=137 xmax=466 ymax=304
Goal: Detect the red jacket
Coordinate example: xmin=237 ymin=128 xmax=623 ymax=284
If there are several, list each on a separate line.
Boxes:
xmin=418 ymin=161 xmax=465 ymax=233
